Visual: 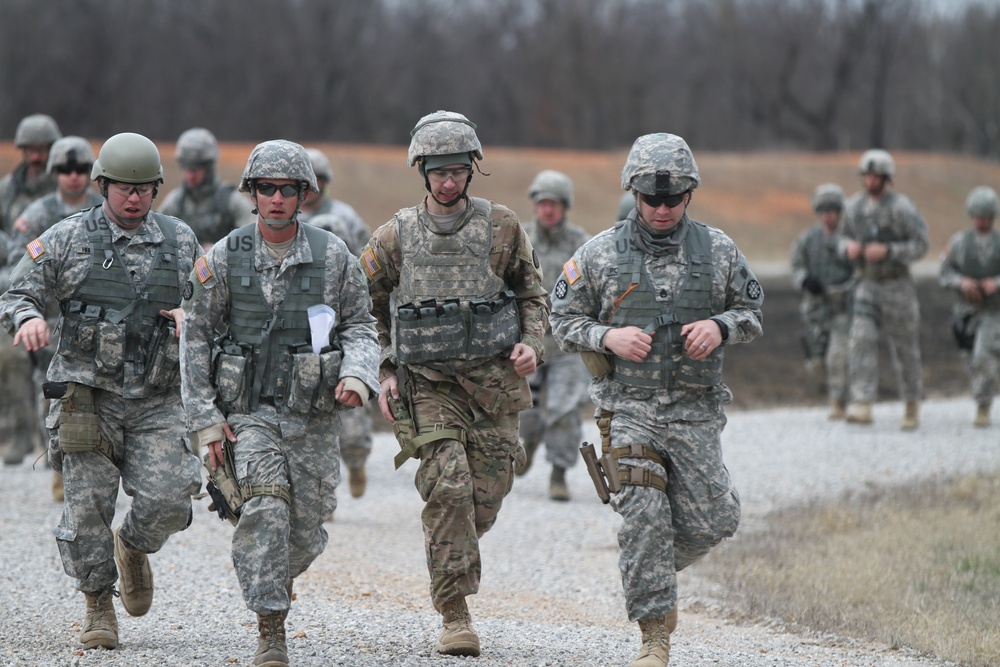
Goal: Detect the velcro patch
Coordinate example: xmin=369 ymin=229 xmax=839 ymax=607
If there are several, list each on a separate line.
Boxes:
xmin=26 ymin=238 xmax=45 ymax=260
xmin=562 ymin=258 xmax=581 ymax=285
xmin=361 ymin=248 xmax=381 ymax=277
xmin=194 ymin=256 xmax=213 ymax=284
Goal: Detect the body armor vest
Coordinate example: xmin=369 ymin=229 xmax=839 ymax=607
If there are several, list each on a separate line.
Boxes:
xmin=956 ymin=229 xmax=1000 ymax=311
xmin=223 ymin=223 xmax=332 ymax=411
xmin=393 ymin=198 xmax=520 ymax=365
xmin=847 ymin=192 xmax=911 ymax=281
xmin=801 ymin=226 xmax=853 ymax=287
xmin=610 ymin=219 xmax=723 ymax=389
xmin=58 ymin=209 xmax=183 ymax=395
xmin=175 ymin=182 xmax=237 ymax=245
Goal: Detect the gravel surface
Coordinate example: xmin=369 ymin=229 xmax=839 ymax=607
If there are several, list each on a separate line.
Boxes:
xmin=2 ymin=396 xmax=994 ymax=666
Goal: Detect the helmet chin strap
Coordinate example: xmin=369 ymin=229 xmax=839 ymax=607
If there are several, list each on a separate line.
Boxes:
xmin=260 ymin=214 xmax=297 ymax=230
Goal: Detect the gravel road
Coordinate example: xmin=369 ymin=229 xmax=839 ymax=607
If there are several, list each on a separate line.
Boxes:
xmin=2 ymin=396 xmax=992 ymax=667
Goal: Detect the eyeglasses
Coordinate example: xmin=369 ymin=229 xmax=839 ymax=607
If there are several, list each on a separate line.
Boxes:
xmin=255 ymin=182 xmax=300 ymax=197
xmin=427 ymin=167 xmax=471 ymax=184
xmin=55 ymin=165 xmax=90 ymax=176
xmin=110 ymin=182 xmax=155 ymax=197
xmin=639 ymin=192 xmax=686 ymax=209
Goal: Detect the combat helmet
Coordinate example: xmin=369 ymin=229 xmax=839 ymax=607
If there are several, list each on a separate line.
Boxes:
xmin=966 ymin=185 xmax=999 ymax=219
xmin=92 ymin=132 xmax=164 ymax=184
xmin=306 ymin=148 xmax=333 ymax=183
xmin=858 ymin=149 xmax=895 ymax=178
xmin=407 ymin=110 xmax=483 ymax=169
xmin=14 ymin=113 xmax=61 ymax=147
xmin=811 ymin=183 xmax=845 ymax=213
xmin=621 ymin=133 xmax=700 ymax=196
xmin=528 ymin=170 xmax=573 ymax=208
xmin=46 ymin=136 xmax=96 ymax=175
xmin=175 ymin=127 xmax=219 ymax=167
xmin=239 ymin=140 xmax=319 ymax=194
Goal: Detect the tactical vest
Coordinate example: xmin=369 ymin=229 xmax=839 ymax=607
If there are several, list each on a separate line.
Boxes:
xmin=392 ymin=198 xmax=520 ymax=365
xmin=610 ymin=219 xmax=723 ymax=389
xmin=222 ymin=223 xmax=338 ymax=412
xmin=58 ymin=209 xmax=183 ymax=394
xmin=175 ymin=182 xmax=237 ymax=244
xmin=801 ymin=226 xmax=853 ymax=287
xmin=847 ymin=193 xmax=911 ymax=281
xmin=956 ymin=230 xmax=1000 ymax=310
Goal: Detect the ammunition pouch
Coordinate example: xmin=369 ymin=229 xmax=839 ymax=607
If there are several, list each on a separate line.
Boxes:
xmin=144 ymin=313 xmax=180 ymax=390
xmin=56 ymin=382 xmax=113 ymax=461
xmin=211 ymin=338 xmax=252 ymax=414
xmin=388 ymin=392 xmax=466 ymax=469
xmin=204 ymin=442 xmax=291 ymax=526
xmin=581 ymin=351 xmax=613 ymax=379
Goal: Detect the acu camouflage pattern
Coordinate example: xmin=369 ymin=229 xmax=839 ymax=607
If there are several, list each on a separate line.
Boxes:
xmin=239 ymin=140 xmax=319 ymax=194
xmin=175 ymin=127 xmax=220 ymax=166
xmin=362 ymin=195 xmax=548 ymax=612
xmin=549 ymin=214 xmax=761 ymax=621
xmin=304 ymin=202 xmax=371 ymax=256
xmin=46 ymin=136 xmax=96 ymax=173
xmin=0 ymin=163 xmax=57 ymax=233
xmin=621 ymin=133 xmax=700 ymax=196
xmin=407 ymin=110 xmax=483 ymax=167
xmin=159 ymin=174 xmax=255 ymax=245
xmin=841 ymin=189 xmax=928 ymax=403
xmin=179 ymin=221 xmax=379 ymax=613
xmin=940 ymin=226 xmax=1000 ymax=405
xmin=12 ymin=191 xmax=103 ymax=253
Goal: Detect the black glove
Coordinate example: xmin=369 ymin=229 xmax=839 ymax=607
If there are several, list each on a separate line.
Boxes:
xmin=802 ymin=276 xmax=824 ymax=296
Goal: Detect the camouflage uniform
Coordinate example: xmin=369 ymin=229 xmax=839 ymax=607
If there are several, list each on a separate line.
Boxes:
xmin=158 ymin=173 xmax=254 ymax=245
xmin=550 ymin=134 xmax=763 ymax=637
xmin=939 ymin=186 xmax=1000 ymax=421
xmin=0 ymin=204 xmax=203 ymax=595
xmin=179 ymin=140 xmax=380 ymax=616
xmin=0 ymin=113 xmax=62 ymax=233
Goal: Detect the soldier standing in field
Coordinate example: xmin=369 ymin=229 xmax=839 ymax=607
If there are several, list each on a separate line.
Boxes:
xmin=789 ymin=183 xmax=854 ymax=419
xmin=840 ymin=149 xmax=929 ymax=429
xmin=0 ymin=132 xmax=204 ymax=651
xmin=517 ymin=169 xmax=591 ymax=501
xmin=361 ymin=110 xmax=548 ymax=657
xmin=179 ymin=140 xmax=379 ymax=667
xmin=550 ymin=133 xmax=763 ymax=667
xmin=940 ymin=186 xmax=1000 ymax=427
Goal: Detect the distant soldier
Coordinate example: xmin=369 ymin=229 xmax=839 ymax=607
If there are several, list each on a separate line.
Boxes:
xmin=0 ymin=132 xmax=203 ymax=651
xmin=179 ymin=140 xmax=379 ymax=667
xmin=940 ymin=186 xmax=1000 ymax=427
xmin=841 ymin=149 xmax=929 ymax=429
xmin=158 ymin=127 xmax=254 ymax=249
xmin=518 ymin=169 xmax=591 ymax=501
xmin=0 ymin=113 xmax=61 ymax=232
xmin=789 ymin=183 xmax=854 ymax=418
xmin=299 ymin=147 xmax=366 ymax=231
xmin=617 ymin=190 xmax=635 ymax=221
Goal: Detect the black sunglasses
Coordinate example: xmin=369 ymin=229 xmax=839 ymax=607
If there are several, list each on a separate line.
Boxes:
xmin=55 ymin=165 xmax=90 ymax=175
xmin=639 ymin=192 xmax=686 ymax=209
xmin=255 ymin=183 xmax=300 ymax=197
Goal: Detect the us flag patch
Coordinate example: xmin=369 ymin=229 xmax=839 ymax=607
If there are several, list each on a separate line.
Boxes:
xmin=361 ymin=248 xmax=381 ymax=277
xmin=562 ymin=258 xmax=581 ymax=285
xmin=194 ymin=256 xmax=213 ymax=284
xmin=26 ymin=238 xmax=45 ymax=260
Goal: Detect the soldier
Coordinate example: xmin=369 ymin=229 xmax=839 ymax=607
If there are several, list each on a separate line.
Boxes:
xmin=550 ymin=133 xmax=763 ymax=667
xmin=158 ymin=127 xmax=254 ymax=250
xmin=940 ymin=186 xmax=1000 ymax=427
xmin=789 ymin=183 xmax=854 ymax=418
xmin=841 ymin=149 xmax=929 ymax=429
xmin=0 ymin=132 xmax=203 ymax=651
xmin=617 ymin=190 xmax=635 ymax=221
xmin=298 ymin=147 xmax=365 ymax=231
xmin=361 ymin=110 xmax=548 ymax=657
xmin=179 ymin=140 xmax=379 ymax=667
xmin=0 ymin=113 xmax=62 ymax=232
xmin=517 ymin=169 xmax=591 ymax=501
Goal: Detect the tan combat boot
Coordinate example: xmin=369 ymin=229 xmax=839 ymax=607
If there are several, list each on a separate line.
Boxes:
xmin=827 ymin=399 xmax=846 ymax=420
xmin=114 ymin=527 xmax=153 ymax=616
xmin=631 ymin=607 xmax=678 ymax=667
xmin=549 ymin=466 xmax=570 ymax=502
xmin=901 ymin=400 xmax=920 ymax=431
xmin=348 ymin=465 xmax=367 ymax=498
xmin=255 ymin=611 xmax=288 ymax=667
xmin=845 ymin=402 xmax=873 ymax=424
xmin=80 ymin=589 xmax=118 ymax=650
xmin=435 ymin=596 xmax=480 ymax=657
xmin=974 ymin=402 xmax=991 ymax=427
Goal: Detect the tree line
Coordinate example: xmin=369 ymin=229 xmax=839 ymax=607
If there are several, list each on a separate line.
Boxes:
xmin=1 ymin=0 xmax=998 ymax=156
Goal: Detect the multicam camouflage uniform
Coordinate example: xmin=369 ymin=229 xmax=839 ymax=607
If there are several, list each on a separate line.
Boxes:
xmin=0 ymin=205 xmax=203 ymax=595
xmin=179 ymin=140 xmax=380 ymax=616
xmin=362 ymin=197 xmax=548 ymax=612
xmin=550 ymin=133 xmax=763 ymax=629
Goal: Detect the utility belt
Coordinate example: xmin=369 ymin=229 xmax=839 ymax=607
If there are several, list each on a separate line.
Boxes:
xmin=579 ymin=409 xmax=667 ymax=503
xmin=395 ymin=290 xmax=520 ymax=364
xmin=43 ymin=381 xmax=114 ymax=463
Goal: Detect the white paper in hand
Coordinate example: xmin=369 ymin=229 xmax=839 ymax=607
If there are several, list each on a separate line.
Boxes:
xmin=307 ymin=304 xmax=337 ymax=354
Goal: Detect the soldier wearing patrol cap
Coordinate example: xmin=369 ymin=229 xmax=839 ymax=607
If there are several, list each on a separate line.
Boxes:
xmin=940 ymin=185 xmax=1000 ymax=427
xmin=517 ymin=169 xmax=592 ymax=501
xmin=0 ymin=113 xmax=62 ymax=233
xmin=550 ymin=133 xmax=763 ymax=667
xmin=0 ymin=131 xmax=203 ymax=651
xmin=179 ymin=139 xmax=380 ymax=667
xmin=361 ymin=110 xmax=548 ymax=657
xmin=840 ymin=148 xmax=929 ymax=429
xmin=158 ymin=127 xmax=255 ymax=250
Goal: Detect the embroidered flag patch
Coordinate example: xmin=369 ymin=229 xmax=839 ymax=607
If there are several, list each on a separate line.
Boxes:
xmin=361 ymin=248 xmax=381 ymax=277
xmin=26 ymin=238 xmax=45 ymax=260
xmin=562 ymin=258 xmax=581 ymax=285
xmin=194 ymin=256 xmax=213 ymax=284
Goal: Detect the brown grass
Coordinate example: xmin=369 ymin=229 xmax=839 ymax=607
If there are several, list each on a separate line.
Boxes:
xmin=702 ymin=474 xmax=1000 ymax=667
